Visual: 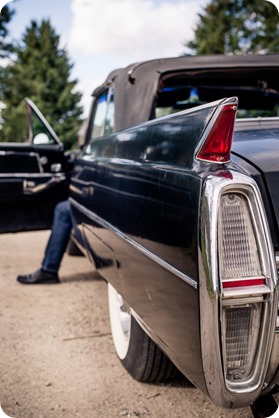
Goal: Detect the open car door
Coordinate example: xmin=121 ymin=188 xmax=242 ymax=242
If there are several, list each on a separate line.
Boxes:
xmin=0 ymin=98 xmax=69 ymax=233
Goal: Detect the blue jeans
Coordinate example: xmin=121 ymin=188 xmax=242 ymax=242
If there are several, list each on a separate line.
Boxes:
xmin=42 ymin=200 xmax=72 ymax=273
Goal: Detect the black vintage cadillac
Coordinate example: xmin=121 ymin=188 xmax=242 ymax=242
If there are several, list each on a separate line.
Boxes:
xmin=1 ymin=55 xmax=279 ymax=416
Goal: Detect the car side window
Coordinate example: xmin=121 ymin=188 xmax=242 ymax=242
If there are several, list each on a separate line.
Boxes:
xmin=25 ymin=98 xmax=62 ymax=146
xmin=31 ymin=111 xmax=56 ymax=145
xmin=91 ymin=89 xmax=114 ymax=141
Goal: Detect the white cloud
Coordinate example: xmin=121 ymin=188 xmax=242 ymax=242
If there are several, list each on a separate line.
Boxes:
xmin=69 ymin=0 xmax=206 ymax=62
xmin=68 ymin=0 xmax=207 ymax=115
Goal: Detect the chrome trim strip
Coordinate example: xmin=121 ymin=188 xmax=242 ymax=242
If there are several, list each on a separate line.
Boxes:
xmin=234 ymin=118 xmax=279 ymax=132
xmin=0 ymin=173 xmax=64 ymax=178
xmin=222 ymin=284 xmax=271 ymax=299
xmin=199 ymin=170 xmax=278 ymax=408
xmin=25 ymin=98 xmax=63 ymax=147
xmin=222 ymin=295 xmax=264 ymax=306
xmin=235 ymin=116 xmax=279 ymax=123
xmin=70 ymin=197 xmax=198 ymax=289
xmin=0 ymin=150 xmax=38 ymax=156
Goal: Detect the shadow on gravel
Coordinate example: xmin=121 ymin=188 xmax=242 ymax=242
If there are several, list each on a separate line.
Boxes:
xmin=61 ymin=271 xmax=104 ymax=283
xmin=144 ymin=374 xmax=194 ymax=392
xmin=162 ymin=373 xmax=194 ymax=389
xmin=169 ymin=374 xmax=195 ymax=388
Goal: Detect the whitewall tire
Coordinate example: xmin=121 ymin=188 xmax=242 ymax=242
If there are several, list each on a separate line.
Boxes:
xmin=108 ymin=283 xmax=178 ymax=382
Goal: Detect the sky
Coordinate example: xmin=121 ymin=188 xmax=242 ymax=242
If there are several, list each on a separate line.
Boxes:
xmin=5 ymin=0 xmax=209 ymax=115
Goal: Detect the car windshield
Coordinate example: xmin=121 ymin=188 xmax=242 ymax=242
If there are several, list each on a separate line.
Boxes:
xmin=155 ymin=68 xmax=279 ymax=119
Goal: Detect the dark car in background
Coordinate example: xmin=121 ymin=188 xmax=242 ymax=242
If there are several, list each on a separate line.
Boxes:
xmin=1 ymin=55 xmax=279 ymax=416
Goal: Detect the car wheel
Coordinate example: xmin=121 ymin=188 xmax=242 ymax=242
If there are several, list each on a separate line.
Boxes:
xmin=108 ymin=283 xmax=178 ymax=382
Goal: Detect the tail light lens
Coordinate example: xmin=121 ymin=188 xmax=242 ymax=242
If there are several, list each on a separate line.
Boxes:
xmin=222 ymin=303 xmax=262 ymax=382
xmin=219 ymin=193 xmax=263 ymax=286
xmin=196 ymin=101 xmax=237 ymax=163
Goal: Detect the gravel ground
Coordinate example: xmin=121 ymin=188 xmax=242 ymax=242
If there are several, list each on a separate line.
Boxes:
xmin=0 ymin=230 xmax=257 ymax=417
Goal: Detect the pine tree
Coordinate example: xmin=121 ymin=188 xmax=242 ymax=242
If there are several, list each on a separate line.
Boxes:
xmin=0 ymin=5 xmax=14 ymax=103
xmin=1 ymin=20 xmax=83 ymax=149
xmin=186 ymin=0 xmax=279 ymax=55
xmin=0 ymin=5 xmax=14 ymax=58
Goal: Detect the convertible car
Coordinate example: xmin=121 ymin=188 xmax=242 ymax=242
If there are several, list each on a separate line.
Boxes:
xmin=0 ymin=55 xmax=279 ymax=416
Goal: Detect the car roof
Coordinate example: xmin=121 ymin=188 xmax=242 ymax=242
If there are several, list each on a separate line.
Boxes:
xmin=93 ymin=54 xmax=279 ymax=131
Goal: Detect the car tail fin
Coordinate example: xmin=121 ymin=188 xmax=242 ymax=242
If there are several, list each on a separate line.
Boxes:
xmin=196 ymin=97 xmax=238 ymax=164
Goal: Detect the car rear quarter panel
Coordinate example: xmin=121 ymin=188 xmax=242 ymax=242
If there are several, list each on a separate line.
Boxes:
xmin=69 ymin=104 xmax=225 ymax=392
xmin=70 ymin=156 xmax=208 ymax=392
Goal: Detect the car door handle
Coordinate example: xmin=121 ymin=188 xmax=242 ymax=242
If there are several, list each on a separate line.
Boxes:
xmin=82 ymin=185 xmax=95 ymax=197
xmin=69 ymin=180 xmax=95 ymax=198
xmin=23 ymin=175 xmax=66 ymax=194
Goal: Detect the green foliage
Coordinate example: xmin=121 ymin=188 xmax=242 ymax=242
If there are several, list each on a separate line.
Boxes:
xmin=1 ymin=19 xmax=83 ymax=149
xmin=186 ymin=0 xmax=279 ymax=55
xmin=0 ymin=5 xmax=14 ymax=58
xmin=0 ymin=5 xmax=14 ymax=102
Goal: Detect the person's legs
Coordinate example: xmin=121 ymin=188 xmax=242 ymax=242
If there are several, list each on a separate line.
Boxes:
xmin=17 ymin=200 xmax=72 ymax=284
xmin=41 ymin=200 xmax=72 ymax=273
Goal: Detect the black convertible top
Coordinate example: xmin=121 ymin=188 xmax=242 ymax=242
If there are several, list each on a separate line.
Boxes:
xmin=93 ymin=54 xmax=279 ymax=131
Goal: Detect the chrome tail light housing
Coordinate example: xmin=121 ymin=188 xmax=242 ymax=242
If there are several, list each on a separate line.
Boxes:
xmin=199 ymin=171 xmax=278 ymax=408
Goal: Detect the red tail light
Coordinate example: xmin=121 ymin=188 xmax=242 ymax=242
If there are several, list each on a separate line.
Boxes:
xmin=222 ymin=278 xmax=265 ymax=289
xmin=197 ymin=102 xmax=237 ymax=163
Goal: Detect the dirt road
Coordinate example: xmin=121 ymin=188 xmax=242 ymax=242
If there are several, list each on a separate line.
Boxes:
xmin=0 ymin=231 xmax=253 ymax=417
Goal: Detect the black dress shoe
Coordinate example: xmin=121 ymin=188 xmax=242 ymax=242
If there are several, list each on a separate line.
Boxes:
xmin=17 ymin=268 xmax=60 ymax=284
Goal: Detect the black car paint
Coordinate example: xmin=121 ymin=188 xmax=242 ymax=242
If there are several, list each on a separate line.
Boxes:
xmin=232 ymin=126 xmax=279 ymax=250
xmin=70 ymin=166 xmax=206 ymax=390
xmin=0 ymin=142 xmax=68 ymax=233
xmin=68 ymin=105 xmax=223 ymax=390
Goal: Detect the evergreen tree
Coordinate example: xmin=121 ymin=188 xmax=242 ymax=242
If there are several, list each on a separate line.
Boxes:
xmin=0 ymin=4 xmax=14 ymax=58
xmin=1 ymin=20 xmax=83 ymax=149
xmin=0 ymin=5 xmax=14 ymax=102
xmin=186 ymin=0 xmax=279 ymax=55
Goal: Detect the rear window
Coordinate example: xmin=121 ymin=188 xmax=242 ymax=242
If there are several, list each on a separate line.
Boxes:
xmin=155 ymin=68 xmax=279 ymax=119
